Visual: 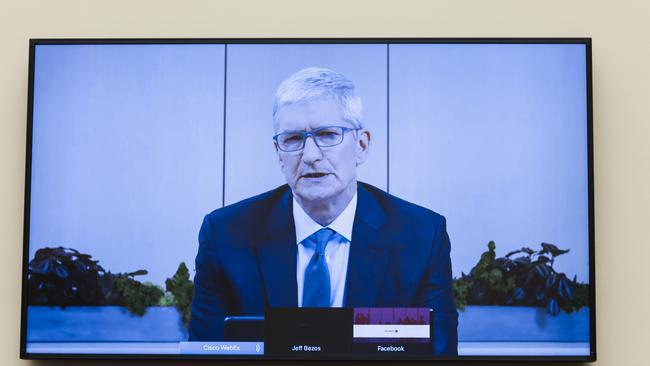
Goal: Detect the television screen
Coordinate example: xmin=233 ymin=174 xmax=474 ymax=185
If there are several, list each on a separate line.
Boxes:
xmin=21 ymin=39 xmax=594 ymax=361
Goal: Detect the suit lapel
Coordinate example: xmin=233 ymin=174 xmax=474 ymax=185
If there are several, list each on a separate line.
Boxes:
xmin=255 ymin=184 xmax=391 ymax=308
xmin=255 ymin=188 xmax=298 ymax=308
xmin=345 ymin=184 xmax=390 ymax=307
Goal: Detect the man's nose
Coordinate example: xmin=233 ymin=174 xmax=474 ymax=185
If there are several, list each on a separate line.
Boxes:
xmin=301 ymin=135 xmax=323 ymax=163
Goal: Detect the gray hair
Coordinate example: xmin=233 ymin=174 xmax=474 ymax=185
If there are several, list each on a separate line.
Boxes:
xmin=273 ymin=67 xmax=363 ymax=133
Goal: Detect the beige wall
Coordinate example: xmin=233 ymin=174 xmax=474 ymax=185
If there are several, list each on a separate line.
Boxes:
xmin=2 ymin=1 xmax=648 ymax=365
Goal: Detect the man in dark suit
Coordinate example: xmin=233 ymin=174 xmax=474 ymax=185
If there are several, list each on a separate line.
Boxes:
xmin=189 ymin=67 xmax=457 ymax=355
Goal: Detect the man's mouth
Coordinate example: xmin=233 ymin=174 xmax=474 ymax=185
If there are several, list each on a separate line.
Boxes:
xmin=301 ymin=172 xmax=329 ymax=179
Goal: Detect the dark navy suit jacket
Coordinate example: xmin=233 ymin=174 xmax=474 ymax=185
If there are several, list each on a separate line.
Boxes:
xmin=189 ymin=182 xmax=458 ymax=355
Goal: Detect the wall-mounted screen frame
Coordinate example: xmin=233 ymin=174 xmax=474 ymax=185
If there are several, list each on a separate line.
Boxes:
xmin=20 ymin=38 xmax=595 ymax=362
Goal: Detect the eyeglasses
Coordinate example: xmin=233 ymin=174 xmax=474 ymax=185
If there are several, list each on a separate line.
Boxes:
xmin=273 ymin=126 xmax=361 ymax=152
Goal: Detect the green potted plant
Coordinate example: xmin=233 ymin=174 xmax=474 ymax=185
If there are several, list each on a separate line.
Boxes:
xmin=27 ymin=247 xmax=193 ymax=342
xmin=453 ymin=241 xmax=590 ymax=343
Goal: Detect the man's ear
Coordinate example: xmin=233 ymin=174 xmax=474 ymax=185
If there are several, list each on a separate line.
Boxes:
xmin=356 ymin=129 xmax=371 ymax=165
xmin=274 ymin=141 xmax=285 ymax=169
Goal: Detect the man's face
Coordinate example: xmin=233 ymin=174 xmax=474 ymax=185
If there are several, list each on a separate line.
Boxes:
xmin=274 ymin=97 xmax=370 ymax=204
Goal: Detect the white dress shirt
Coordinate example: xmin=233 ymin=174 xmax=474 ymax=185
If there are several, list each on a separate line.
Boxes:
xmin=293 ymin=193 xmax=357 ymax=307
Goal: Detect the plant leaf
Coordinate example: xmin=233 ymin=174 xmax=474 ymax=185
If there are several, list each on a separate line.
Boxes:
xmin=534 ymin=264 xmax=550 ymax=278
xmin=29 ymin=258 xmax=51 ymax=275
xmin=54 ymin=263 xmax=69 ymax=279
xmin=541 ymin=242 xmax=570 ymax=257
xmin=545 ymin=273 xmax=557 ymax=289
xmin=513 ymin=256 xmax=531 ymax=265
xmin=513 ymin=287 xmax=525 ymax=301
xmin=127 ymin=270 xmax=148 ymax=277
xmin=505 ymin=249 xmax=522 ymax=258
xmin=558 ymin=277 xmax=574 ymax=300
xmin=536 ymin=255 xmax=551 ymax=264
xmin=521 ymin=247 xmax=534 ymax=255
xmin=547 ymin=298 xmax=560 ymax=316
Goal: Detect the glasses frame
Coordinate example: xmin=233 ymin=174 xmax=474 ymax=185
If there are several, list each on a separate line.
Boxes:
xmin=273 ymin=125 xmax=362 ymax=152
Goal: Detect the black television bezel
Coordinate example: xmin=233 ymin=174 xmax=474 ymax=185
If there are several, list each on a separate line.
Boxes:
xmin=20 ymin=37 xmax=595 ymax=362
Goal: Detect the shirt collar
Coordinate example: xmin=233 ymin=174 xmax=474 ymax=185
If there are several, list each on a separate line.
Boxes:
xmin=293 ymin=192 xmax=357 ymax=244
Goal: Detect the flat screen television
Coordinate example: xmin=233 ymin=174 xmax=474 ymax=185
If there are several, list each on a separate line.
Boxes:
xmin=20 ymin=38 xmax=595 ymax=361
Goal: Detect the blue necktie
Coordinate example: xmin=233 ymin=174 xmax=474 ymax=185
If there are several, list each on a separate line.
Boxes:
xmin=302 ymin=228 xmax=336 ymax=307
